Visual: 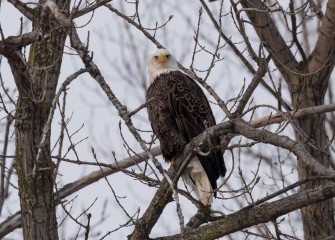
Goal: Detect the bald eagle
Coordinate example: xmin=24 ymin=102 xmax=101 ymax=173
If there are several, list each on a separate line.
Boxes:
xmin=146 ymin=49 xmax=226 ymax=205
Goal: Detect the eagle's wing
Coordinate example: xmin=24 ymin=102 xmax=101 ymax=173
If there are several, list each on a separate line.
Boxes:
xmin=167 ymin=72 xmax=215 ymax=141
xmin=167 ymin=71 xmax=226 ymax=192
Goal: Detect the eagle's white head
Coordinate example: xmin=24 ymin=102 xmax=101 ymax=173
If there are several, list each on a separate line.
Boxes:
xmin=148 ymin=49 xmax=179 ymax=82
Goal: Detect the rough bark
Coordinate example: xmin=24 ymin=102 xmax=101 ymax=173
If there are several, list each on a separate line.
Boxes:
xmin=291 ymin=67 xmax=335 ymax=237
xmin=240 ymin=0 xmax=335 ymax=239
xmin=5 ymin=0 xmax=69 ymax=239
xmin=289 ymin=1 xmax=335 ymax=238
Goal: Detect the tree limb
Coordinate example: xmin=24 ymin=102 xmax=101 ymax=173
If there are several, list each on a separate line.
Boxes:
xmin=153 ymin=181 xmax=335 ymax=240
xmin=308 ymin=0 xmax=335 ymax=78
xmin=7 ymin=0 xmax=33 ymax=20
xmin=234 ymin=59 xmax=267 ymax=116
xmin=72 ymin=0 xmax=112 ymax=18
xmin=235 ymin=119 xmax=335 ymax=176
xmin=239 ymin=0 xmax=299 ymax=89
xmin=250 ymin=103 xmax=335 ymax=128
xmin=0 ymin=30 xmax=43 ymax=56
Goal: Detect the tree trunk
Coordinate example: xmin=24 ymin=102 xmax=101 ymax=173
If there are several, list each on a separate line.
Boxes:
xmin=290 ymin=73 xmax=335 ymax=239
xmin=7 ymin=0 xmax=69 ymax=238
xmin=290 ymin=2 xmax=335 ymax=236
xmin=240 ymin=0 xmax=335 ymax=239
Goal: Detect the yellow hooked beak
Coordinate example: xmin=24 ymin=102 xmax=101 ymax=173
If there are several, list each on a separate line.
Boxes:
xmin=158 ymin=54 xmax=167 ymax=63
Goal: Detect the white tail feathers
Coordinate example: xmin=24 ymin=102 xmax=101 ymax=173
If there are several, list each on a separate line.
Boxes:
xmin=181 ymin=156 xmax=213 ymax=205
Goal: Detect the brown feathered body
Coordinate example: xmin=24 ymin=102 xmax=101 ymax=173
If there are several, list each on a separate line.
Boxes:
xmin=146 ymin=70 xmax=226 ymax=196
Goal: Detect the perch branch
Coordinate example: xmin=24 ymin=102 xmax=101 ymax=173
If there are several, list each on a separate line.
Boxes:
xmin=154 ymin=181 xmax=335 ymax=239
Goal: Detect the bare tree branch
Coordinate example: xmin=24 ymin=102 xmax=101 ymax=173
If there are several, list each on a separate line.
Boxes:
xmin=239 ymin=0 xmax=299 ymax=88
xmin=308 ymin=0 xmax=335 ymax=77
xmin=235 ymin=119 xmax=335 ymax=176
xmin=234 ymin=59 xmax=267 ymax=116
xmin=7 ymin=0 xmax=33 ymax=20
xmin=250 ymin=103 xmax=335 ymax=128
xmin=72 ymin=0 xmax=112 ymax=18
xmin=154 ymin=181 xmax=335 ymax=240
xmin=0 ymin=30 xmax=43 ymax=56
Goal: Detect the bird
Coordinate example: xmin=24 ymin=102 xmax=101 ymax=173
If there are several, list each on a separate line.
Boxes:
xmin=146 ymin=48 xmax=226 ymax=205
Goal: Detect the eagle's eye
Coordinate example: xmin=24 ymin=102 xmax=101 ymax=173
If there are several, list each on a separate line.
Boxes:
xmin=154 ymin=56 xmax=159 ymax=60
xmin=166 ymin=54 xmax=170 ymax=58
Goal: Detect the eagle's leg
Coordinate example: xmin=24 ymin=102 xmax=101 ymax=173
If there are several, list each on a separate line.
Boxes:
xmin=171 ymin=156 xmax=176 ymax=164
